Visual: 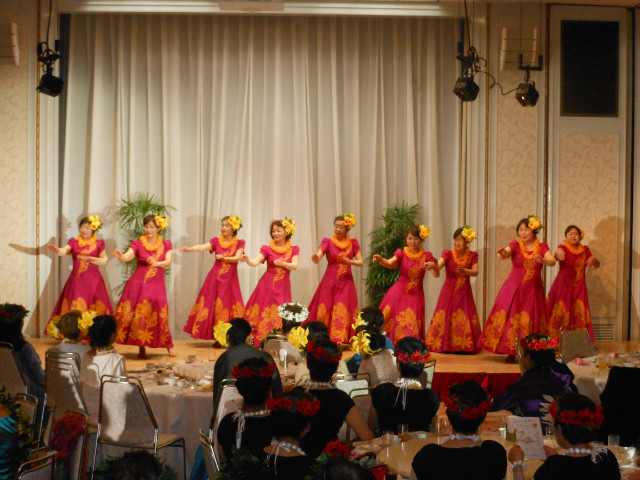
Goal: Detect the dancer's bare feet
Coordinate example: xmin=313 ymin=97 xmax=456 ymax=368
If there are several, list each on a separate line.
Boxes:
xmin=167 ymin=348 xmax=176 ymax=357
xmin=137 ymin=346 xmax=147 ymax=359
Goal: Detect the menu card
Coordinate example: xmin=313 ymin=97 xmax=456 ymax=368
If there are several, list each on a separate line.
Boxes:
xmin=507 ymin=415 xmax=546 ymax=460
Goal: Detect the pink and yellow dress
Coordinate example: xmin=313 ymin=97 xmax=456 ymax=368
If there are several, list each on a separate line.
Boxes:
xmin=46 ymin=236 xmax=113 ymax=333
xmin=478 ymin=238 xmax=550 ymax=355
xmin=114 ymin=237 xmax=173 ymax=348
xmin=183 ymin=237 xmax=245 ymax=339
xmin=543 ymin=243 xmax=594 ymax=341
xmin=244 ymin=242 xmax=300 ymax=343
xmin=305 ymin=236 xmax=360 ymax=343
xmin=379 ymin=248 xmax=434 ymax=344
xmin=426 ymin=249 xmax=481 ymax=353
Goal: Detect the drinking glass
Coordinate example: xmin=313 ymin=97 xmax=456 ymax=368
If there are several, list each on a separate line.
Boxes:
xmin=398 ymin=424 xmax=409 ymax=442
xmin=437 ymin=417 xmax=451 ymax=436
xmin=608 ymin=434 xmax=620 ymax=447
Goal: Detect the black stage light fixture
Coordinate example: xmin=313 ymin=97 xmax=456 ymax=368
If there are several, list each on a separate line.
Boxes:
xmin=453 ymin=75 xmax=480 ymax=102
xmin=37 ymin=71 xmax=64 ymax=97
xmin=515 ymin=81 xmax=539 ymax=107
xmin=37 ymin=41 xmax=63 ymax=97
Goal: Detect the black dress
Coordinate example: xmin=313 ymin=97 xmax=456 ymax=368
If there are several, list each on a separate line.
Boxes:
xmin=534 ymin=450 xmax=620 ymax=480
xmin=301 ymin=388 xmax=355 ymax=457
xmin=268 ymin=454 xmax=315 ymax=480
xmin=411 ymin=440 xmax=507 ymax=480
xmin=371 ymin=383 xmax=440 ymax=433
xmin=217 ymin=413 xmax=274 ymax=459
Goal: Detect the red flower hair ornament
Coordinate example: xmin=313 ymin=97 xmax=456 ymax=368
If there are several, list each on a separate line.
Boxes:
xmin=521 ymin=336 xmax=558 ymax=352
xmin=444 ymin=395 xmax=493 ymax=420
xmin=394 ymin=349 xmax=430 ymax=364
xmin=231 ymin=362 xmax=277 ymax=379
xmin=323 ymin=440 xmax=352 ymax=458
xmin=267 ymin=396 xmax=321 ymax=417
xmin=306 ymin=340 xmax=342 ymax=363
xmin=549 ymin=400 xmax=604 ymax=431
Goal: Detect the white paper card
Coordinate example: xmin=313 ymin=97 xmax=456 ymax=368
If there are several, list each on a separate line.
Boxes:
xmin=508 ymin=415 xmax=546 ymax=460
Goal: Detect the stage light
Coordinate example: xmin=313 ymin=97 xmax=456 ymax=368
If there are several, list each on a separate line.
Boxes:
xmin=37 ymin=71 xmax=63 ymax=97
xmin=515 ymin=81 xmax=539 ymax=107
xmin=453 ymin=75 xmax=480 ymax=102
xmin=37 ymin=41 xmax=63 ymax=97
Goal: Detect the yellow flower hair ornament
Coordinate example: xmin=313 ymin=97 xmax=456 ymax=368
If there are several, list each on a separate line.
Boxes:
xmin=419 ymin=225 xmax=431 ymax=240
xmin=154 ymin=214 xmax=169 ymax=231
xmin=87 ymin=215 xmax=102 ymax=232
xmin=288 ymin=326 xmax=309 ymax=352
xmin=214 ymin=322 xmax=232 ymax=348
xmin=461 ymin=225 xmax=476 ymax=243
xmin=228 ymin=214 xmax=243 ymax=232
xmin=527 ymin=215 xmax=542 ymax=233
xmin=46 ymin=317 xmax=64 ymax=341
xmin=343 ymin=212 xmax=356 ymax=229
xmin=352 ymin=311 xmax=367 ymax=331
xmin=350 ymin=330 xmax=378 ymax=356
xmin=78 ymin=310 xmax=97 ymax=337
xmin=282 ymin=217 xmax=296 ymax=237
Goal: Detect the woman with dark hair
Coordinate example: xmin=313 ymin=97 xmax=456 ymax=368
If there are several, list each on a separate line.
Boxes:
xmin=509 ymin=392 xmax=620 ymax=480
xmin=80 ymin=315 xmax=127 ymax=424
xmin=306 ymin=213 xmax=363 ymax=343
xmin=45 ymin=215 xmax=112 ymax=334
xmin=301 ymin=339 xmax=373 ymax=456
xmin=293 ymin=322 xmax=349 ymax=386
xmin=241 ymin=219 xmax=299 ymax=345
xmin=478 ymin=215 xmax=556 ymax=357
xmin=544 ymin=225 xmax=600 ymax=342
xmin=426 ymin=226 xmax=481 ymax=353
xmin=492 ymin=334 xmax=572 ymax=421
xmin=182 ymin=215 xmax=245 ymax=340
xmin=373 ymin=225 xmax=438 ymax=343
xmin=217 ymin=357 xmax=276 ymax=459
xmin=411 ymin=380 xmax=507 ymax=480
xmin=46 ymin=310 xmax=91 ymax=358
xmin=355 ymin=326 xmax=398 ymax=385
xmin=113 ymin=213 xmax=174 ymax=358
xmin=371 ymin=337 xmax=439 ymax=433
xmin=346 ymin=308 xmax=394 ymax=373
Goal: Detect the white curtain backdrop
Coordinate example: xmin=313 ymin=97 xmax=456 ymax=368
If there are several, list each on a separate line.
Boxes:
xmin=48 ymin=14 xmax=461 ymax=339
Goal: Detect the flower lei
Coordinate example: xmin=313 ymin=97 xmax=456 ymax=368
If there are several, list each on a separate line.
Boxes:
xmin=323 ymin=440 xmax=352 ymax=458
xmin=214 ymin=322 xmax=231 ymax=347
xmin=228 ymin=214 xmax=243 ymax=231
xmin=47 ymin=317 xmax=64 ymax=340
xmin=288 ymin=326 xmax=309 ymax=352
xmin=282 ymin=217 xmax=296 ymax=236
xmin=343 ymin=213 xmax=356 ymax=229
xmin=218 ymin=235 xmax=237 ymax=250
xmin=332 ymin=234 xmax=351 ymax=250
xmin=452 ymin=246 xmax=471 ymax=267
xmin=520 ymin=336 xmax=558 ymax=352
xmin=154 ymin=214 xmax=168 ymax=231
xmin=563 ymin=241 xmax=585 ymax=256
xmin=419 ymin=224 xmax=430 ymax=239
xmin=527 ymin=215 xmax=542 ymax=233
xmin=87 ymin=214 xmax=102 ymax=231
xmin=231 ymin=362 xmax=277 ymax=379
xmin=350 ymin=331 xmax=379 ymax=356
xmin=141 ymin=235 xmax=163 ymax=252
xmin=306 ymin=340 xmax=342 ymax=362
xmin=518 ymin=237 xmax=540 ymax=260
xmin=267 ymin=396 xmax=321 ymax=417
xmin=278 ymin=302 xmax=309 ymax=323
xmin=460 ymin=225 xmax=476 ymax=242
xmin=270 ymin=240 xmax=291 ymax=254
xmin=0 ymin=304 xmax=29 ymax=323
xmin=549 ymin=400 xmax=604 ymax=431
xmin=77 ymin=234 xmax=97 ymax=248
xmin=394 ymin=349 xmax=430 ymax=364
xmin=444 ymin=394 xmax=493 ymax=419
xmin=404 ymin=246 xmax=425 ymax=260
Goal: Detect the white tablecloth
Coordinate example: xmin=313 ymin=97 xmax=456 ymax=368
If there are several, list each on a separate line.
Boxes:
xmin=567 ymin=357 xmax=608 ymax=405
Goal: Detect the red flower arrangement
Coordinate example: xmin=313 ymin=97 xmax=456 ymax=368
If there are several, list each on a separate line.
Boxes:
xmin=231 ymin=362 xmax=277 ymax=379
xmin=267 ymin=396 xmax=321 ymax=417
xmin=394 ymin=349 xmax=430 ymax=364
xmin=521 ymin=336 xmax=558 ymax=352
xmin=549 ymin=401 xmax=604 ymax=431
xmin=306 ymin=340 xmax=342 ymax=362
xmin=323 ymin=440 xmax=352 ymax=458
xmin=444 ymin=395 xmax=493 ymax=420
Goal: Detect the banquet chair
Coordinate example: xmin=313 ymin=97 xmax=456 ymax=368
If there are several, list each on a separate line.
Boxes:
xmin=16 ymin=451 xmax=56 ymax=480
xmin=0 ymin=341 xmax=28 ymax=396
xmin=419 ymin=359 xmax=437 ymax=389
xmin=515 ymin=334 xmax=526 ymax=374
xmin=45 ymin=351 xmax=81 ymax=375
xmin=91 ymin=375 xmax=186 ymax=479
xmin=346 ymin=387 xmax=378 ymax=440
xmin=597 ymin=367 xmax=640 ymax=446
xmin=199 ymin=428 xmax=221 ymax=478
xmin=47 ymin=362 xmax=89 ymax=424
xmin=263 ymin=337 xmax=302 ymax=365
xmin=212 ymin=380 xmax=242 ymax=463
xmin=332 ymin=372 xmax=371 ymax=397
xmin=14 ymin=392 xmax=39 ymax=444
xmin=559 ymin=326 xmax=595 ymax=363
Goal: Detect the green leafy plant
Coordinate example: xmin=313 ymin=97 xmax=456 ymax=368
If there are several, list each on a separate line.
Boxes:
xmin=216 ymin=446 xmax=272 ymax=479
xmin=91 ymin=450 xmax=177 ymax=480
xmin=365 ymin=202 xmax=421 ymax=307
xmin=116 ymin=192 xmax=175 ymax=288
xmin=0 ymin=386 xmax=36 ymax=479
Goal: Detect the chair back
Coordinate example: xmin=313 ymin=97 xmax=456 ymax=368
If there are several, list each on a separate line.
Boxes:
xmin=46 ymin=351 xmax=81 ymax=377
xmin=332 ymin=372 xmax=370 ymax=396
xmin=49 ymin=410 xmax=89 ymax=480
xmin=199 ymin=428 xmax=221 ymax=477
xmin=47 ymin=363 xmax=88 ymax=422
xmin=98 ymin=375 xmax=157 ymax=446
xmin=348 ymin=387 xmax=378 ymax=438
xmin=263 ymin=338 xmax=302 ymax=365
xmin=0 ymin=341 xmax=28 ymax=396
xmin=16 ymin=452 xmax=56 ymax=480
xmin=559 ymin=327 xmax=595 ymax=363
xmin=418 ymin=359 xmax=437 ymax=389
xmin=14 ymin=392 xmax=39 ymax=443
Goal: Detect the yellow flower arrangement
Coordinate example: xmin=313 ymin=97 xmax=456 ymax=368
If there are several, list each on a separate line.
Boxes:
xmin=228 ymin=214 xmax=243 ymax=231
xmin=351 ymin=311 xmax=367 ymax=331
xmin=419 ymin=224 xmax=431 ymax=240
xmin=214 ymin=321 xmax=232 ymax=348
xmin=527 ymin=215 xmax=542 ymax=233
xmin=461 ymin=225 xmax=476 ymax=243
xmin=154 ymin=214 xmax=169 ymax=231
xmin=78 ymin=310 xmax=98 ymax=337
xmin=288 ymin=326 xmax=309 ymax=352
xmin=350 ymin=330 xmax=377 ymax=356
xmin=343 ymin=212 xmax=356 ymax=229
xmin=87 ymin=214 xmax=102 ymax=231
xmin=282 ymin=217 xmax=296 ymax=237
xmin=46 ymin=317 xmax=64 ymax=341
